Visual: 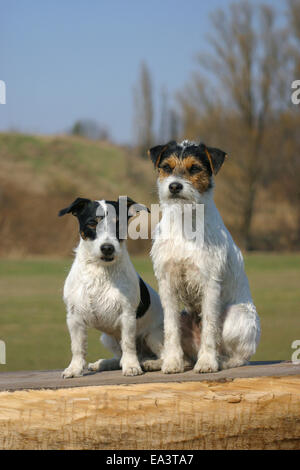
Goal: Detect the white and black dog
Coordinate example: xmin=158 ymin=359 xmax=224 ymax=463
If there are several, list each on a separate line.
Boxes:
xmin=149 ymin=140 xmax=260 ymax=374
xmin=59 ymin=196 xmax=165 ymax=378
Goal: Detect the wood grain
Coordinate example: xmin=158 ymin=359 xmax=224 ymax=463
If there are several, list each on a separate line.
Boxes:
xmin=0 ymin=375 xmax=299 ymax=450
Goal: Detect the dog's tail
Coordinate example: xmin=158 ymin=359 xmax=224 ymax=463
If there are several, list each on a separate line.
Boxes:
xmin=180 ymin=310 xmax=201 ymax=363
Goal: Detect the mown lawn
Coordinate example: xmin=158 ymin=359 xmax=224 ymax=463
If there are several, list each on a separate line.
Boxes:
xmin=0 ymin=254 xmax=299 ymax=371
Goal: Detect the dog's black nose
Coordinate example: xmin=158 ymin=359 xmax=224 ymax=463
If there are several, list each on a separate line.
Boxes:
xmin=100 ymin=244 xmax=115 ymax=257
xmin=169 ymin=182 xmax=183 ymax=194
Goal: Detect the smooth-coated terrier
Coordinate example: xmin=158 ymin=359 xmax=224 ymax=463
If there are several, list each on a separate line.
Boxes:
xmin=149 ymin=140 xmax=260 ymax=374
xmin=59 ymin=196 xmax=165 ymax=378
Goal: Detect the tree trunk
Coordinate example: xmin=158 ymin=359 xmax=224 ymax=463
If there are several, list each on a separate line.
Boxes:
xmin=0 ymin=366 xmax=299 ymax=450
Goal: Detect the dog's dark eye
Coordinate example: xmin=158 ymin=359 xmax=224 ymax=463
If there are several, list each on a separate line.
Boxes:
xmin=161 ymin=164 xmax=172 ymax=173
xmin=87 ymin=218 xmax=101 ymax=230
xmin=189 ymin=165 xmax=201 ymax=174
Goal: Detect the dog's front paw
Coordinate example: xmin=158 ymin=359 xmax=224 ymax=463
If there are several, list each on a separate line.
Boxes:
xmin=162 ymin=356 xmax=184 ymax=374
xmin=62 ymin=365 xmax=84 ymax=379
xmin=122 ymin=363 xmax=143 ymax=376
xmin=194 ymin=353 xmax=219 ymax=373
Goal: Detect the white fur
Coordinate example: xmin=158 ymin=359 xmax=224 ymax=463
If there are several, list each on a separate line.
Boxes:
xmin=152 ymin=161 xmax=260 ymax=374
xmin=62 ymin=200 xmax=164 ymax=378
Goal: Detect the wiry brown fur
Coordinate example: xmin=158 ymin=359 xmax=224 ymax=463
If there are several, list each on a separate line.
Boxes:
xmin=158 ymin=154 xmax=212 ymax=194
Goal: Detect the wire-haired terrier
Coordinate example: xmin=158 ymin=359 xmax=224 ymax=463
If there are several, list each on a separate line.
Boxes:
xmin=149 ymin=140 xmax=260 ymax=374
xmin=59 ymin=196 xmax=165 ymax=378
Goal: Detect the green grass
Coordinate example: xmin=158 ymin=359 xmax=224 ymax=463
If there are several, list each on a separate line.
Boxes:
xmin=0 ymin=254 xmax=299 ymax=371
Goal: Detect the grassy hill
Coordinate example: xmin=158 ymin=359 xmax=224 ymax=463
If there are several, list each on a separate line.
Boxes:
xmin=0 ymin=133 xmax=156 ymax=256
xmin=0 ymin=132 xmax=297 ymax=256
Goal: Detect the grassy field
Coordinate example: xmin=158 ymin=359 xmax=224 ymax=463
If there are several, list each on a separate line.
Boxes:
xmin=0 ymin=253 xmax=299 ymax=372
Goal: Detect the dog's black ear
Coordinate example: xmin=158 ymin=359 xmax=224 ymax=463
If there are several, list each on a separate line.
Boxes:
xmin=200 ymin=143 xmax=228 ymax=175
xmin=148 ymin=141 xmax=177 ymax=167
xmin=58 ymin=198 xmax=91 ymax=217
xmin=123 ymin=196 xmax=150 ymax=218
xmin=148 ymin=145 xmax=166 ymax=167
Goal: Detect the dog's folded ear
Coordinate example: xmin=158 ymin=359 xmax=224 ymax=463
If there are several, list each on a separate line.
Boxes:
xmin=200 ymin=143 xmax=228 ymax=175
xmin=119 ymin=196 xmax=150 ymax=218
xmin=148 ymin=141 xmax=177 ymax=167
xmin=58 ymin=198 xmax=92 ymax=217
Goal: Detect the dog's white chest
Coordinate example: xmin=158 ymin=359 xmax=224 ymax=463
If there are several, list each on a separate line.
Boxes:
xmin=64 ymin=263 xmax=136 ymax=335
xmin=152 ymin=235 xmax=207 ymax=310
xmin=86 ymin=281 xmax=123 ymax=332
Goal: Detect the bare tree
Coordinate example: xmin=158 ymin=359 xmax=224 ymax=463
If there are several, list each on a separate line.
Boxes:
xmin=169 ymin=108 xmax=181 ymax=141
xmin=179 ymin=1 xmax=288 ymax=250
xmin=280 ymin=0 xmax=300 ymax=246
xmin=159 ymin=87 xmax=182 ymax=142
xmin=288 ymin=0 xmax=300 ymax=76
xmin=133 ymin=62 xmax=154 ymax=158
xmin=159 ymin=86 xmax=169 ymax=142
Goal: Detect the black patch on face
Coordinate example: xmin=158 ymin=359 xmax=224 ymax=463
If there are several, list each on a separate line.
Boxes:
xmin=182 ymin=144 xmax=213 ymax=176
xmin=59 ymin=197 xmax=149 ymax=241
xmin=136 ymin=276 xmax=150 ymax=319
xmin=78 ymin=202 xmax=101 ymax=240
xmin=58 ymin=198 xmax=100 ymax=240
xmin=149 ymin=141 xmax=227 ymax=176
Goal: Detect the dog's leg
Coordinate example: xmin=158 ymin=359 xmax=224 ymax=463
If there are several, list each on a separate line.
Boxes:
xmin=145 ymin=326 xmax=164 ymax=358
xmin=220 ymin=302 xmax=260 ymax=369
xmin=159 ymin=276 xmax=184 ymax=374
xmin=194 ymin=280 xmax=221 ymax=373
xmin=88 ymin=334 xmax=121 ymax=372
xmin=180 ymin=311 xmax=201 ymax=366
xmin=62 ymin=313 xmax=87 ymax=378
xmin=120 ymin=307 xmax=143 ymax=376
xmin=88 ymin=357 xmax=121 ymax=371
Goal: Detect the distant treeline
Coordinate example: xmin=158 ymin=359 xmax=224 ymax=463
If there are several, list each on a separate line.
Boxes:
xmin=131 ymin=0 xmax=300 ymax=251
xmin=1 ymin=1 xmax=300 ymax=255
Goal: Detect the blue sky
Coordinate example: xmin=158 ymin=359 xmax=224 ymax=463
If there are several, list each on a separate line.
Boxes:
xmin=0 ymin=0 xmax=285 ymax=143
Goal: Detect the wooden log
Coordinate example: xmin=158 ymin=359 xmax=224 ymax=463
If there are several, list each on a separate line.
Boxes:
xmin=0 ymin=362 xmax=299 ymax=450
